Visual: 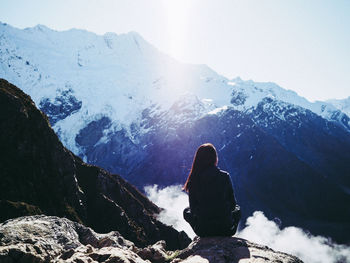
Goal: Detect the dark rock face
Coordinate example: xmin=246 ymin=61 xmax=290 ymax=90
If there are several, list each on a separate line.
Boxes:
xmin=0 ymin=215 xmax=303 ymax=263
xmin=0 ymin=78 xmax=190 ymax=250
xmin=39 ymin=88 xmax=82 ymax=126
xmin=250 ymin=98 xmax=350 ymax=189
xmin=77 ymin=125 xmax=144 ymax=176
xmin=0 ymin=79 xmax=85 ymax=223
xmin=0 ymin=200 xmax=42 ymax=222
xmin=230 ymin=90 xmax=247 ymax=106
xmin=76 ymin=116 xmax=112 ymax=147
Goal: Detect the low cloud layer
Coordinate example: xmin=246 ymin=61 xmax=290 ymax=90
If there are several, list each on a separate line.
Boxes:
xmin=145 ymin=184 xmax=196 ymax=238
xmin=239 ymin=211 xmax=350 ymax=263
xmin=145 ymin=184 xmax=350 ymax=263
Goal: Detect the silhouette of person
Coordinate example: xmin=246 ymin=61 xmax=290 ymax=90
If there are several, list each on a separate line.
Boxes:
xmin=183 ymin=143 xmax=241 ymax=237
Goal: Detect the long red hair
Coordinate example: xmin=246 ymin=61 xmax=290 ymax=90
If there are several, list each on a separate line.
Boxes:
xmin=183 ymin=143 xmax=218 ymax=192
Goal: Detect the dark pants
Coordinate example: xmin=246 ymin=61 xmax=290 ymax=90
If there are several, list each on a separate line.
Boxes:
xmin=183 ymin=205 xmax=241 ymax=237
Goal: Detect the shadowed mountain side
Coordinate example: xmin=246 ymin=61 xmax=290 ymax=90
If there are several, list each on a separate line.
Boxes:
xmin=127 ymin=108 xmax=350 ymax=243
xmin=0 ymin=78 xmax=190 ymax=250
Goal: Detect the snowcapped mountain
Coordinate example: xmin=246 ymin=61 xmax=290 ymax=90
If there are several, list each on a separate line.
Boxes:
xmin=0 ymin=22 xmax=235 ymax=155
xmin=229 ymin=78 xmax=350 ymax=131
xmin=1 ymin=22 xmax=349 ymax=157
xmin=1 ymin=22 xmax=350 ymax=243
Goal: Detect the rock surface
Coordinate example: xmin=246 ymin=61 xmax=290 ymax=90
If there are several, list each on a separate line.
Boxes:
xmin=0 ymin=78 xmax=190 ymax=250
xmin=171 ymin=236 xmax=303 ymax=263
xmin=0 ymin=215 xmax=303 ymax=263
xmin=0 ymin=215 xmax=145 ymax=263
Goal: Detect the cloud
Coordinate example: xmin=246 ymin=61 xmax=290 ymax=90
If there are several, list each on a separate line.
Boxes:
xmin=144 ymin=184 xmax=196 ymax=238
xmin=145 ymin=184 xmax=350 ymax=263
xmin=238 ymin=211 xmax=350 ymax=263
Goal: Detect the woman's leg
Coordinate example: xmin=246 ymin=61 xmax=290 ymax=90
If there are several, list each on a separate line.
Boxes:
xmin=184 ymin=207 xmax=202 ymax=235
xmin=228 ymin=205 xmax=241 ymax=236
xmin=183 ymin=207 xmax=194 ymax=225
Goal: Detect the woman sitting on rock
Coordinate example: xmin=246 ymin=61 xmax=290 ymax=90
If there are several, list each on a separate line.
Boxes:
xmin=183 ymin=143 xmax=241 ymax=237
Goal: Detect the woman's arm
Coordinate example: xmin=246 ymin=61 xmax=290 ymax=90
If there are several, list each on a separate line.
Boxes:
xmin=225 ymin=173 xmax=237 ymax=210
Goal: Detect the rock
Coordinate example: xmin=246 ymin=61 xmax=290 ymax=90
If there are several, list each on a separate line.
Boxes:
xmin=136 ymin=240 xmax=170 ymax=263
xmin=0 ymin=216 xmax=303 ymax=263
xmin=0 ymin=78 xmax=190 ymax=250
xmin=170 ymin=236 xmax=303 ymax=263
xmin=0 ymin=215 xmax=147 ymax=263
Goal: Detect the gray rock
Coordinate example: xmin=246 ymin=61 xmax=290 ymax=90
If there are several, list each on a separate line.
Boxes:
xmin=0 ymin=215 xmax=146 ymax=263
xmin=0 ymin=216 xmax=303 ymax=263
xmin=171 ymin=236 xmax=303 ymax=263
xmin=135 ymin=235 xmax=304 ymax=263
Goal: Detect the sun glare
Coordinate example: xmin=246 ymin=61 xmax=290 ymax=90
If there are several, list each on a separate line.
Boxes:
xmin=162 ymin=0 xmax=192 ymax=59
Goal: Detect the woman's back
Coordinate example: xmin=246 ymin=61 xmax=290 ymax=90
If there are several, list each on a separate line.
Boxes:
xmin=183 ymin=143 xmax=240 ymax=237
xmin=189 ymin=166 xmax=235 ymax=220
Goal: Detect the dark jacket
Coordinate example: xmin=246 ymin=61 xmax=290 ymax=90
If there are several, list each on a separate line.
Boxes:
xmin=185 ymin=165 xmax=240 ymax=236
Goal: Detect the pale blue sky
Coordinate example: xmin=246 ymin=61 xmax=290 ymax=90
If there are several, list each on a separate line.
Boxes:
xmin=0 ymin=0 xmax=349 ymax=101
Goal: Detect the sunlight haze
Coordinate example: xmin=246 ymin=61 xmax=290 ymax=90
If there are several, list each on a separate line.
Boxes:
xmin=0 ymin=0 xmax=349 ymax=101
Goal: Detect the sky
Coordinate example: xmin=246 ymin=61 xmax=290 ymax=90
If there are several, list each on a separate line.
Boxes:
xmin=0 ymin=0 xmax=349 ymax=101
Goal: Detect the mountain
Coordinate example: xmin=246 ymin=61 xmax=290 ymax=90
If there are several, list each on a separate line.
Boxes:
xmin=0 ymin=78 xmax=190 ymax=250
xmin=1 ymin=22 xmax=350 ymax=243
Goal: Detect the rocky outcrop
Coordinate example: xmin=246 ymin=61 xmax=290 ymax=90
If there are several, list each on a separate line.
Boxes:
xmin=0 ymin=215 xmax=145 ymax=263
xmin=0 ymin=78 xmax=190 ymax=249
xmin=171 ymin=236 xmax=303 ymax=263
xmin=0 ymin=215 xmax=303 ymax=263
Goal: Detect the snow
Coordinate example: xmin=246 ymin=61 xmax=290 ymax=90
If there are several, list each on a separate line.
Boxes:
xmin=208 ymin=106 xmax=229 ymax=115
xmin=228 ymin=77 xmax=349 ymax=130
xmin=327 ymin=97 xmax=350 ymax=116
xmin=0 ymin=22 xmax=349 ymax=156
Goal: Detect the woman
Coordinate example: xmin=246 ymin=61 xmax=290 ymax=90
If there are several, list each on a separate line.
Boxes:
xmin=183 ymin=143 xmax=241 ymax=237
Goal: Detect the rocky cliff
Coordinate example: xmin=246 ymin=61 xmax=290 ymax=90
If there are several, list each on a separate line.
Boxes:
xmin=0 ymin=78 xmax=190 ymax=250
xmin=0 ymin=215 xmax=303 ymax=263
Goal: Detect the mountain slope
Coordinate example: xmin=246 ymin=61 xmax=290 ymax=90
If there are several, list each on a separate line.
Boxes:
xmin=0 ymin=78 xmax=190 ymax=249
xmin=127 ymin=104 xmax=350 ymax=243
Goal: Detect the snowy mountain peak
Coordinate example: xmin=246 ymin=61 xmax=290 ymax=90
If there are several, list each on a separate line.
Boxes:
xmin=31 ymin=24 xmax=51 ymax=32
xmin=227 ymin=78 xmax=350 ymax=131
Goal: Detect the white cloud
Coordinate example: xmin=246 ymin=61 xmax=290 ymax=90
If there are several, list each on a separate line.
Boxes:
xmin=145 ymin=184 xmax=350 ymax=263
xmin=238 ymin=211 xmax=350 ymax=263
xmin=144 ymin=184 xmax=196 ymax=238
